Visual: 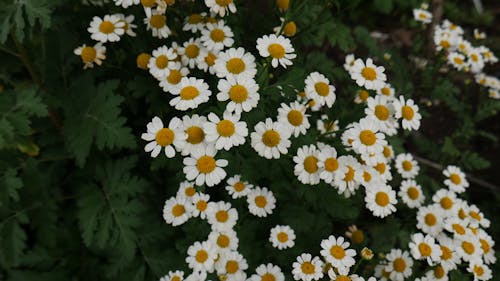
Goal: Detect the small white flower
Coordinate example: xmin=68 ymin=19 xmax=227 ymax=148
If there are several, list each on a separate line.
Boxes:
xmin=304 ymin=72 xmax=336 ymax=108
xmin=205 ymin=0 xmax=237 ymax=17
xmin=225 ymin=175 xmax=253 ymax=198
xmin=144 ymin=10 xmax=171 ymax=39
xmin=442 ymin=165 xmax=468 ymax=193
xmin=200 ymin=20 xmax=234 ymax=52
xmin=269 ymin=225 xmax=296 ymax=250
xmin=291 ymin=253 xmax=324 ymax=281
xmin=413 ymin=8 xmax=432 ymax=24
xmin=186 ymin=241 xmax=217 ymax=273
xmin=247 ymin=187 xmax=276 ymax=217
xmin=217 ymin=76 xmax=260 ymax=114
xmin=250 ymin=118 xmax=292 ymax=159
xmin=170 ymin=77 xmax=212 ymax=111
xmin=385 ymin=249 xmax=413 ymax=281
xmin=208 ymin=229 xmax=239 ymax=252
xmin=365 ymin=184 xmax=397 ymax=218
xmin=249 ymin=264 xmax=285 ymax=281
xmin=183 ymin=145 xmax=228 ymax=187
xmin=350 ymin=58 xmax=387 ymax=90
xmin=163 ymin=196 xmax=193 ymax=226
xmin=398 ymin=179 xmax=425 ymax=208
xmin=293 ymin=144 xmax=321 ymax=185
xmin=256 ymin=34 xmax=296 ymax=68
xmin=214 ymin=47 xmax=257 ymax=79
xmin=320 ymin=235 xmax=357 ymax=270
xmin=214 ymin=250 xmax=248 ymax=281
xmin=88 ymin=14 xmax=125 ymax=43
xmin=393 ymin=96 xmax=421 ymax=131
xmin=204 ymin=112 xmax=248 ymax=151
xmin=409 ymin=233 xmax=442 ymax=265
xmin=206 ymin=201 xmax=238 ymax=232
xmin=141 ymin=116 xmax=187 ymax=158
xmin=395 ymin=153 xmax=420 ymax=179
xmin=277 ymin=102 xmax=310 ymax=137
xmin=74 ymin=43 xmax=106 ymax=69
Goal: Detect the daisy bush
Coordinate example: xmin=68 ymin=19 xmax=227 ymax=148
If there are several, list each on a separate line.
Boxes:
xmin=0 ymin=0 xmax=499 ymax=281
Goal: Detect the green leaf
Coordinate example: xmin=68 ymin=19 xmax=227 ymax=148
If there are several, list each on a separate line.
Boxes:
xmin=0 ymin=168 xmax=23 ymax=205
xmin=0 ymin=0 xmax=52 ymax=43
xmin=0 ymin=215 xmax=28 ymax=268
xmin=461 ymin=151 xmax=490 ymax=170
xmin=63 ymin=76 xmax=136 ymax=166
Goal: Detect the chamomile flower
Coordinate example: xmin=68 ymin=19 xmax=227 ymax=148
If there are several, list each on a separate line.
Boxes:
xmin=360 ymin=165 xmax=383 ymax=188
xmin=186 ymin=241 xmax=217 ymax=273
xmin=74 ymin=43 xmax=106 ymax=69
xmin=183 ymin=13 xmax=206 ymax=33
xmin=395 ymin=153 xmax=420 ymax=179
xmin=201 ymin=21 xmax=234 ymax=52
xmin=348 ymin=117 xmax=387 ymax=155
xmin=179 ymin=38 xmax=203 ymax=69
xmin=385 ymin=249 xmax=413 ymax=281
xmin=432 ymin=189 xmax=458 ymax=215
xmin=145 ymin=10 xmax=171 ymax=39
xmin=344 ymin=54 xmax=356 ymax=72
xmin=192 ymin=192 xmax=210 ymax=219
xmin=170 ymin=77 xmax=212 ymax=111
xmin=393 ymin=96 xmax=421 ymax=130
xmin=293 ymin=144 xmax=321 ymax=185
xmin=437 ymin=236 xmax=460 ymax=271
xmin=318 ymin=145 xmax=340 ymax=183
xmin=278 ymin=102 xmax=310 ymax=137
xmin=377 ymin=84 xmax=396 ymax=99
xmin=292 ymin=253 xmax=324 ymax=281
xmin=345 ymin=225 xmax=365 ymax=245
xmin=148 ymin=45 xmax=178 ymax=79
xmin=354 ymin=89 xmax=371 ymax=104
xmin=206 ymin=201 xmax=238 ymax=231
xmin=251 ymin=118 xmax=292 ymax=159
xmin=424 ymin=265 xmax=448 ymax=281
xmin=477 ymin=229 xmax=496 ymax=264
xmin=413 ymin=9 xmax=432 ymax=24
xmin=467 ymin=205 xmax=490 ymax=228
xmin=304 ymin=72 xmax=337 ymax=108
xmin=256 ymin=34 xmax=296 ymax=68
xmin=350 ymin=58 xmax=387 ymax=90
xmin=320 ymin=235 xmax=357 ymax=270
xmin=448 ymin=52 xmax=468 ymax=71
xmin=365 ymin=184 xmax=397 ymax=218
xmin=180 ymin=114 xmax=207 ymax=156
xmin=160 ymin=65 xmax=190 ymax=92
xmin=249 ymin=264 xmax=285 ymax=281
xmin=225 ymin=175 xmax=253 ymax=199
xmin=183 ymin=145 xmax=228 ymax=187
xmin=163 ymin=196 xmax=193 ymax=226
xmin=416 ymin=205 xmax=444 ymax=236
xmin=269 ymin=225 xmax=296 ymax=250
xmin=409 ymin=233 xmax=442 ymax=265
xmin=444 ymin=217 xmax=469 ymax=238
xmin=442 ymin=165 xmax=468 ymax=193
xmin=215 ymin=251 xmax=248 ymax=281
xmin=205 ymin=0 xmax=237 ymax=17
xmin=113 ymin=0 xmax=139 ymax=8
xmin=333 ymin=156 xmax=363 ymax=197
xmin=159 ymin=270 xmax=184 ymax=281
xmin=204 ymin=112 xmax=248 ymax=151
xmin=217 ymin=76 xmax=260 ymax=114
xmin=316 ymin=116 xmax=339 ymax=137
xmin=185 ymin=271 xmax=207 ymax=281
xmin=214 ymin=47 xmax=257 ymax=79
xmin=88 ymin=15 xmax=125 ymax=43
xmin=141 ymin=116 xmax=186 ymax=158
xmin=328 ymin=267 xmax=364 ymax=281
xmin=398 ymin=179 xmax=425 ymax=209
xmin=365 ymin=95 xmax=398 ymax=136
xmin=468 ymin=49 xmax=485 ymax=73
xmin=372 ymin=160 xmax=393 ymax=182
xmin=467 ymin=262 xmax=492 ymax=281
xmin=115 ymin=14 xmax=137 ymax=37
xmin=208 ymin=229 xmax=239 ymax=252
xmin=176 ymin=181 xmax=197 ymax=202
xmin=455 ymin=234 xmax=482 ymax=263
xmin=247 ymin=187 xmax=276 ymax=217
xmin=382 ymin=145 xmax=395 ymax=162
xmin=198 ymin=49 xmax=219 ymax=74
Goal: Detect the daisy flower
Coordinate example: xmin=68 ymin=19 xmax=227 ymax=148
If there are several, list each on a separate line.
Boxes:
xmin=395 ymin=153 xmax=420 ymax=179
xmin=192 ymin=192 xmax=210 ymax=219
xmin=398 ymin=179 xmax=425 ymax=208
xmin=382 ymin=145 xmax=395 ymax=162
xmin=247 ymin=187 xmax=276 ymax=217
xmin=365 ymin=95 xmax=398 ymax=136
xmin=141 ymin=116 xmax=186 ymax=158
xmin=291 ymin=253 xmax=324 ymax=281
xmin=180 ymin=114 xmax=207 ymax=156
xmin=205 ymin=0 xmax=236 ymax=17
xmin=333 ymin=156 xmax=363 ymax=197
xmin=437 ymin=236 xmax=460 ymax=271
xmin=278 ymin=102 xmax=310 ymax=137
xmin=208 ymin=229 xmax=239 ymax=252
xmin=320 ymin=235 xmax=356 ymax=270
xmin=468 ymin=49 xmax=485 ymax=73
xmin=424 ymin=265 xmax=448 ymax=281
xmin=136 ymin=52 xmax=151 ymax=70
xmin=148 ymin=45 xmax=178 ymax=80
xmin=328 ymin=268 xmax=364 ymax=281
xmin=348 ymin=117 xmax=387 ymax=155
xmin=413 ymin=8 xmax=432 ymax=24
xmin=115 ymin=14 xmax=137 ymax=37
xmin=432 ymin=189 xmax=458 ymax=214
xmin=74 ymin=43 xmax=106 ymax=69
xmin=318 ymin=144 xmax=339 ymax=183
xmin=456 ymin=234 xmax=482 ymax=263
xmin=183 ymin=13 xmax=206 ymax=33
xmin=350 ymin=58 xmax=387 ymax=90
xmin=365 ymin=184 xmax=397 ymax=218
xmin=184 ymin=271 xmax=207 ymax=281
xmin=442 ymin=165 xmax=468 ymax=193
xmin=344 ymin=54 xmax=356 ymax=72
xmin=345 ymin=225 xmax=365 ymax=245
xmin=160 ymin=64 xmax=190 ymax=92
xmin=214 ymin=47 xmax=257 ymax=79
xmin=477 ymin=229 xmax=496 ymax=264
xmin=159 ymin=270 xmax=184 ymax=281
xmin=293 ymin=144 xmax=321 ymax=185
xmin=304 ymin=72 xmax=337 ymax=108
xmin=225 ymin=175 xmax=253 ymax=199
xmin=251 ymin=118 xmax=292 ymax=159
xmin=170 ymin=77 xmax=212 ymax=111
xmin=144 ymin=10 xmax=171 ymax=39
xmin=178 ymin=38 xmax=203 ymax=69
xmin=448 ymin=52 xmax=468 ymax=71
xmin=409 ymin=233 xmax=442 ymax=265
xmin=416 ymin=205 xmax=444 ymax=237
xmin=183 ymin=145 xmax=228 ymax=187
xmin=354 ymin=89 xmax=371 ymax=104
xmin=206 ymin=201 xmax=238 ymax=231
xmin=393 ymin=96 xmax=421 ymax=131
xmin=467 ymin=262 xmax=492 ymax=281
xmin=360 ymin=165 xmax=384 ymax=188
xmin=198 ymin=49 xmax=219 ymax=74
xmin=377 ymin=84 xmax=396 ymax=99
xmin=467 ymin=204 xmax=490 ymax=229
xmin=217 ymin=76 xmax=260 ymax=114
xmin=372 ymin=160 xmax=393 ymax=182
xmin=256 ymin=34 xmax=296 ymax=68
xmin=249 ymin=264 xmax=285 ymax=281
xmin=214 ymin=251 xmax=248 ymax=281
xmin=269 ymin=225 xmax=296 ymax=250
xmin=201 ymin=21 xmax=234 ymax=52
xmin=443 ymin=216 xmax=469 ymax=238
xmin=163 ymin=196 xmax=193 ymax=226
xmin=113 ymin=0 xmax=139 ymax=8
xmin=186 ymin=241 xmax=217 ymax=273
xmin=317 ymin=116 xmax=339 ymax=137
xmin=176 ymin=181 xmax=197 ymax=202
xmin=88 ymin=15 xmax=125 ymax=43
xmin=204 ymin=112 xmax=248 ymax=151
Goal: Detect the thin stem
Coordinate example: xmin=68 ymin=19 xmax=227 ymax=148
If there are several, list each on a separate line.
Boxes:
xmin=0 ymin=45 xmax=20 ymax=57
xmin=11 ymin=32 xmax=41 ymax=85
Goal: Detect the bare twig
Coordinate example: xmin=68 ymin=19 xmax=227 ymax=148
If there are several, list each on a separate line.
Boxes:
xmin=426 ymin=0 xmax=444 ymax=57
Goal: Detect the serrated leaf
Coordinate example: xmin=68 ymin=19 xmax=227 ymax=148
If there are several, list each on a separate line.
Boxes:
xmin=0 ymin=168 xmax=23 ymax=205
xmin=0 ymin=217 xmax=27 ymax=268
xmin=0 ymin=0 xmax=52 ymax=43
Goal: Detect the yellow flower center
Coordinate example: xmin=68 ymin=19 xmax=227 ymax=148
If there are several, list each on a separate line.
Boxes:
xmin=141 ymin=0 xmax=156 ymax=7
xmin=216 ymin=0 xmax=233 ymax=7
xmin=185 ymin=187 xmax=196 ymax=197
xmin=441 ymin=246 xmax=452 ymax=260
xmin=434 ymin=266 xmax=445 ymax=279
xmin=469 ymin=211 xmax=481 ymax=221
xmin=358 ymin=90 xmax=369 ymax=101
xmin=402 ymin=160 xmax=413 ymax=171
xmin=188 ymin=14 xmax=202 ymax=24
xmin=171 ymin=276 xmax=181 ymax=281
xmin=453 ymin=57 xmax=464 ymax=65
xmin=419 ymin=13 xmax=428 ymax=19
xmin=262 ymin=130 xmax=281 ymax=147
xmin=276 ymin=0 xmax=290 ymax=10
xmin=287 ymin=110 xmax=303 ymax=126
xmin=186 ymin=126 xmax=205 ymax=144
xmin=462 ymin=241 xmax=475 ymax=255
xmin=136 ymin=53 xmax=151 ymax=69
xmin=474 ymin=265 xmax=484 ymax=276
xmin=277 ymin=232 xmax=288 ymax=242
xmin=195 ymin=250 xmax=208 ymax=263
xmin=303 ymin=156 xmax=319 ymax=173
xmin=407 ymin=187 xmax=420 ymax=200
xmin=383 ymin=146 xmax=392 ymax=158
xmin=172 ymin=204 xmax=185 ymax=217
xmin=351 ymin=230 xmax=364 ymax=244
xmin=324 ymin=158 xmax=339 ymax=172
xmin=229 ymin=85 xmax=248 ymax=103
xmin=401 ymin=105 xmax=415 ymax=120
xmin=185 ymin=44 xmax=200 ymax=58
xmin=425 ymin=213 xmax=437 ymax=226
xmin=418 ymin=243 xmax=432 ymax=256
xmin=361 ymin=67 xmax=377 ymax=80
xmin=167 ymin=69 xmax=182 ymax=84
xmin=449 ymin=173 xmax=461 ymax=185
xmin=381 ymin=87 xmax=391 ymax=96
xmin=359 ymin=130 xmax=376 ymax=146
xmin=205 ymin=52 xmax=217 ymax=66
xmin=375 ymin=192 xmax=390 ymax=206
xmin=180 ymin=86 xmax=199 ymax=100
xmin=217 ymin=234 xmax=230 ymax=248
xmin=210 ymin=28 xmax=225 ymax=42
xmin=452 ymin=223 xmax=466 ymax=235
xmin=155 ymin=55 xmax=169 ymax=69
xmin=471 ymin=54 xmax=479 ymax=62
xmin=314 ymin=82 xmax=330 ymax=96
xmin=336 ymin=276 xmax=351 ymax=281
xmin=375 ymin=105 xmax=390 ymax=120
xmin=393 ymin=258 xmax=407 ymax=272
xmin=150 ymin=15 xmax=166 ymax=28
xmin=255 ymin=195 xmax=267 ymax=208
xmin=216 ymin=210 xmax=228 ymax=222
xmin=363 ymin=171 xmax=372 ymax=182
xmin=196 ymin=200 xmax=207 ymax=211
xmin=226 ymin=260 xmax=239 ymax=274
xmin=283 ymin=21 xmax=297 ymax=37
xmin=196 ymin=156 xmax=216 ymax=174
xmin=262 ymin=273 xmax=276 ymax=281
xmin=300 ymin=262 xmax=315 ymax=274
xmin=226 ymin=58 xmax=246 ymax=74
xmin=80 ymin=46 xmax=97 ymax=63
xmin=440 ymin=40 xmax=450 ymax=49
xmin=99 ymin=21 xmax=115 ymax=34
xmin=217 ymin=120 xmax=236 ymax=137
xmin=344 ymin=166 xmax=355 ymax=181
xmin=233 ymin=182 xmax=245 ymax=192
xmin=458 ymin=208 xmax=467 ymax=219
xmin=374 ymin=162 xmax=386 ymax=174
xmin=330 ymin=245 xmax=346 ymax=259
xmin=480 ymin=239 xmax=490 ymax=253
xmin=268 ymin=43 xmax=285 ymax=59
xmin=440 ymin=197 xmax=453 ymax=210
xmin=155 ymin=128 xmax=175 ymax=147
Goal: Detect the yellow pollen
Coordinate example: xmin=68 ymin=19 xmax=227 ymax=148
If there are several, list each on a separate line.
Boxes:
xmin=308 ymin=100 xmax=316 ymax=107
xmin=434 ymin=266 xmax=445 ymax=278
xmin=440 ymin=40 xmax=451 ymax=49
xmin=283 ymin=21 xmax=297 ymax=37
xmin=185 ymin=44 xmax=200 ymax=58
xmin=336 ymin=276 xmax=351 ymax=281
xmin=217 ymin=234 xmax=230 ymax=248
xmin=210 ymin=29 xmax=225 ymax=42
xmin=449 ymin=174 xmax=461 ymax=185
xmin=150 ymin=15 xmax=166 ymax=28
xmin=216 ymin=0 xmax=233 ymax=7
xmin=344 ymin=166 xmax=355 ymax=181
xmin=330 ymin=245 xmax=346 ymax=259
xmin=287 ymin=110 xmax=303 ymax=126
xmin=358 ymin=90 xmax=370 ymax=101
xmin=383 ymin=146 xmax=391 ymax=158
xmin=196 ymin=156 xmax=216 ymax=174
xmin=419 ymin=13 xmax=428 ymax=19
xmin=440 ymin=197 xmax=453 ymax=210
xmin=381 ymin=87 xmax=391 ymax=96
xmin=480 ymin=239 xmax=490 ymax=253
xmin=172 ymin=204 xmax=185 ymax=217
xmin=324 ymin=158 xmax=339 ymax=172
xmin=276 ymin=0 xmax=289 ymax=11
xmin=474 ymin=265 xmax=484 ymax=276
xmin=216 ymin=210 xmax=228 ymax=222
xmin=217 ymin=120 xmax=236 ymax=137
xmin=167 ymin=69 xmax=182 ymax=85
xmin=186 ymin=126 xmax=204 ymax=144
xmin=141 ymin=0 xmax=156 ymax=7
xmin=359 ymin=130 xmax=376 ymax=146
xmin=185 ymin=187 xmax=196 ymax=197
xmin=301 ymin=262 xmax=315 ymax=274
xmin=226 ymin=58 xmax=246 ymax=74
xmin=303 ymin=156 xmax=319 ymax=173
xmin=277 ymin=232 xmax=288 ymax=243
xmin=233 ymin=182 xmax=245 ymax=192
xmin=361 ymin=67 xmax=377 ymax=80
xmin=226 ymin=260 xmax=239 ymax=274
xmin=268 ymin=44 xmax=286 ymax=59
xmin=375 ymin=105 xmax=390 ymax=120
xmin=188 ymin=14 xmax=202 ymax=24
xmin=402 ymin=160 xmax=413 ymax=171
xmin=261 ymin=273 xmax=276 ymax=281
xmin=374 ymin=162 xmax=386 ymax=174
xmin=471 ymin=54 xmax=479 ymax=62
xmin=452 ymin=223 xmax=466 ymax=235
xmin=262 ymin=130 xmax=281 ymax=147
xmin=254 ymin=195 xmax=267 ymax=208
xmin=375 ymin=192 xmax=390 ymax=206
xmin=462 ymin=241 xmax=475 ymax=255
xmin=425 ymin=213 xmax=437 ymax=226
xmin=407 ymin=187 xmax=420 ymax=200
xmin=155 ymin=128 xmax=175 ymax=147
xmin=196 ymin=200 xmax=207 ymax=211
xmin=469 ymin=211 xmax=481 ymax=221
xmin=441 ymin=246 xmax=452 ymax=260
xmin=180 ymin=86 xmax=199 ymax=100
xmin=453 ymin=57 xmax=464 ymax=65
xmin=315 ymin=82 xmax=330 ymax=96
xmin=363 ymin=171 xmax=372 ymax=182
xmin=80 ymin=46 xmax=97 ymax=63
xmin=458 ymin=208 xmax=467 ymax=219
xmin=171 ymin=276 xmax=181 ymax=281
xmin=229 ymin=85 xmax=248 ymax=103
xmin=155 ymin=55 xmax=169 ymax=69
xmin=401 ymin=106 xmax=415 ymax=120
xmin=419 ymin=243 xmax=432 ymax=256
xmin=99 ymin=21 xmax=115 ymax=34
xmin=195 ymin=250 xmax=208 ymax=263
xmin=136 ymin=53 xmax=151 ymax=69
xmin=351 ymin=230 xmax=364 ymax=244
xmin=393 ymin=258 xmax=407 ymax=272
xmin=205 ymin=52 xmax=217 ymax=66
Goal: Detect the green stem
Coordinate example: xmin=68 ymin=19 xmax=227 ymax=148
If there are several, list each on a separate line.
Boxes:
xmin=11 ymin=32 xmax=41 ymax=85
